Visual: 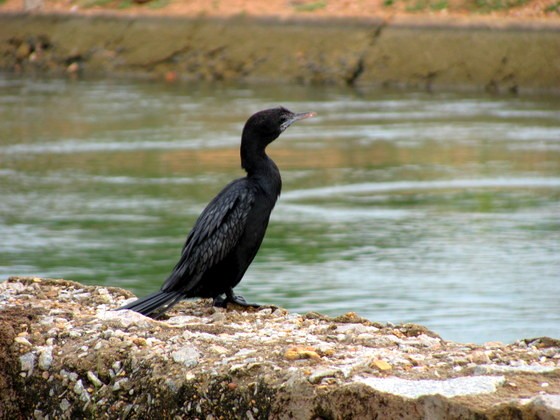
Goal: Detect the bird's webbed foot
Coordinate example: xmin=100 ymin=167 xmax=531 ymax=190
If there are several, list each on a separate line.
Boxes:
xmin=213 ymin=291 xmax=260 ymax=308
xmin=228 ymin=294 xmax=260 ymax=308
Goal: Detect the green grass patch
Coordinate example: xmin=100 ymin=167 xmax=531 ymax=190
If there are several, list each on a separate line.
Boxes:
xmin=78 ymin=0 xmax=114 ymax=7
xmin=471 ymin=0 xmax=528 ymax=12
xmin=116 ymin=0 xmax=132 ymax=9
xmin=545 ymin=1 xmax=560 ymax=13
xmin=382 ymin=0 xmax=449 ymax=11
xmin=403 ymin=0 xmax=449 ymax=11
xmin=147 ymin=0 xmax=169 ymax=9
xmin=383 ymin=0 xmax=531 ymax=12
xmin=293 ymin=0 xmax=327 ymax=12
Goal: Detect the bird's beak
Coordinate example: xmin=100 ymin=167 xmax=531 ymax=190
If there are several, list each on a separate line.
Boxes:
xmin=282 ymin=111 xmax=316 ymax=131
xmin=292 ymin=111 xmax=316 ymax=122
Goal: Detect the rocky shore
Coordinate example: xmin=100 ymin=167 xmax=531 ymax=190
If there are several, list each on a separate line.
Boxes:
xmin=1 ymin=276 xmax=559 ymax=419
xmin=1 ymin=12 xmax=559 ymax=92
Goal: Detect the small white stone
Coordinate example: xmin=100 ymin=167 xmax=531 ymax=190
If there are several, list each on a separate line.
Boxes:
xmin=113 ymin=330 xmax=125 ymax=338
xmin=97 ymin=309 xmax=153 ymax=328
xmin=39 ymin=316 xmax=55 ymax=326
xmin=14 ymin=336 xmax=32 ymax=346
xmin=171 ymin=346 xmax=200 ymax=368
xmin=113 ymin=378 xmax=129 ymax=392
xmin=166 ymin=315 xmax=202 ymax=326
xmin=73 ymin=379 xmax=85 ymax=395
xmin=38 ymin=346 xmax=53 ymax=370
xmin=234 ymin=349 xmax=257 ymax=358
xmin=210 ymin=345 xmax=229 ymax=355
xmin=20 ymin=352 xmax=36 ymax=375
xmin=59 ymin=399 xmax=70 ymax=412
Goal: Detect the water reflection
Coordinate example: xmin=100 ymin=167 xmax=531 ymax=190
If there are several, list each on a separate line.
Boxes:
xmin=1 ymin=76 xmax=559 ymax=344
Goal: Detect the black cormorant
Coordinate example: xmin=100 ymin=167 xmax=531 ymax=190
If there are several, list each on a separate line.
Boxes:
xmin=120 ymin=107 xmax=315 ymax=318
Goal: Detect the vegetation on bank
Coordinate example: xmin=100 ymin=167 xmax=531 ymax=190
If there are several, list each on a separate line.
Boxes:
xmin=92 ymin=0 xmax=558 ymax=15
xmin=2 ymin=0 xmax=559 ymax=17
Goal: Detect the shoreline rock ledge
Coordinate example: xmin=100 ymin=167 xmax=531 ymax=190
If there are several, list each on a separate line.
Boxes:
xmin=1 ymin=276 xmax=559 ymax=419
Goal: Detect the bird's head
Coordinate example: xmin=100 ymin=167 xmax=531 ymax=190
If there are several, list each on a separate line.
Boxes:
xmin=242 ymin=106 xmax=316 ymax=146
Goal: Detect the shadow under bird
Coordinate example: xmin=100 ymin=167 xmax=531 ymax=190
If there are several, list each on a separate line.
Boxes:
xmin=120 ymin=107 xmax=315 ymax=318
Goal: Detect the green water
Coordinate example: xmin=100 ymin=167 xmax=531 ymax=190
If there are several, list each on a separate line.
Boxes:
xmin=1 ymin=76 xmax=559 ymax=344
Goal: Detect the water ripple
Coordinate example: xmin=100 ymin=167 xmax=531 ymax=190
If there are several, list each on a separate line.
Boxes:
xmin=283 ymin=178 xmax=560 ymax=201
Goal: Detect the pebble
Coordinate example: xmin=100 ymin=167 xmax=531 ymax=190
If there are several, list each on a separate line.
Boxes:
xmin=210 ymin=345 xmax=229 ymax=355
xmin=468 ymin=350 xmax=491 ymax=364
xmin=96 ymin=309 xmax=153 ymax=328
xmin=210 ymin=312 xmax=226 ymax=323
xmin=38 ymin=346 xmax=53 ymax=370
xmin=87 ymin=371 xmax=103 ymax=388
xmin=167 ymin=315 xmax=205 ymax=325
xmin=73 ymin=379 xmax=86 ymax=396
xmin=14 ymin=336 xmax=32 ymax=347
xmin=371 ymin=359 xmax=392 ymax=372
xmin=113 ymin=378 xmax=129 ymax=392
xmin=308 ymin=368 xmax=339 ymax=384
xmin=19 ymin=352 xmax=36 ymax=375
xmin=59 ymin=399 xmax=70 ymax=412
xmin=171 ymin=346 xmax=200 ymax=368
xmin=284 ymin=346 xmax=321 ymax=361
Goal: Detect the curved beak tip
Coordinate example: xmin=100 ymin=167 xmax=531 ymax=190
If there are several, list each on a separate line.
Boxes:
xmin=296 ymin=111 xmax=317 ymax=120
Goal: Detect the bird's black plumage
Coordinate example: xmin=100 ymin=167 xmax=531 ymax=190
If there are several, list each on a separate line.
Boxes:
xmin=120 ymin=107 xmax=315 ymax=318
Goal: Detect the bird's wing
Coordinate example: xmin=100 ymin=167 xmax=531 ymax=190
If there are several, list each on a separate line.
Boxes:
xmin=161 ymin=179 xmax=255 ymax=293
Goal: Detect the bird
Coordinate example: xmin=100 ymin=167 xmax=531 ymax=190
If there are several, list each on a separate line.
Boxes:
xmin=120 ymin=106 xmax=315 ymax=318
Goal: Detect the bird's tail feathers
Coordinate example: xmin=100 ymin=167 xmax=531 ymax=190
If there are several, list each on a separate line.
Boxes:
xmin=119 ymin=290 xmax=184 ymax=319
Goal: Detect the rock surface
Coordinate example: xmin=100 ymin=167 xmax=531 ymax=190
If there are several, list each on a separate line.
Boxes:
xmin=1 ymin=276 xmax=559 ymax=419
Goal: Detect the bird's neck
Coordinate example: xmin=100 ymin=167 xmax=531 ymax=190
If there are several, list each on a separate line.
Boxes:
xmin=241 ymin=143 xmax=282 ymax=196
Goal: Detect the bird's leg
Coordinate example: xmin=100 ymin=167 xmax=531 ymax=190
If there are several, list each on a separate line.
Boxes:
xmin=212 ymin=295 xmax=228 ymax=308
xmin=224 ymin=289 xmax=260 ymax=308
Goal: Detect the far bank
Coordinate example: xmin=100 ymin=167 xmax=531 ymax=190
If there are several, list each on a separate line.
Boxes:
xmin=1 ymin=12 xmax=559 ymax=92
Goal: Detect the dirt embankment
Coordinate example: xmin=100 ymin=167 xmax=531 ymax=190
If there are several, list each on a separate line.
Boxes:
xmin=1 ymin=277 xmax=559 ymax=419
xmin=0 ymin=10 xmax=559 ymax=92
